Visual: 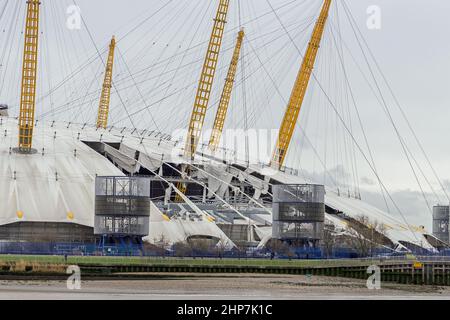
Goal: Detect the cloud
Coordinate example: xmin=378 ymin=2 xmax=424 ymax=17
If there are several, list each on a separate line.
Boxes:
xmin=360 ymin=176 xmax=375 ymax=186
xmin=361 ymin=188 xmax=435 ymax=230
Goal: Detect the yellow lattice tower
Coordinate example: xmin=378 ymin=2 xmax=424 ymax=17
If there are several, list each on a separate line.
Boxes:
xmin=209 ymin=29 xmax=244 ymax=152
xmin=18 ymin=0 xmax=41 ymax=152
xmin=270 ymin=0 xmax=332 ymax=169
xmin=184 ymin=0 xmax=230 ymax=160
xmin=175 ymin=0 xmax=230 ymax=202
xmin=96 ymin=36 xmax=116 ymax=129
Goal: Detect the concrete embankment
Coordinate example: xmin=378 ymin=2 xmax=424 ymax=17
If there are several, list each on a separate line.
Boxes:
xmin=0 ymin=257 xmax=449 ymax=286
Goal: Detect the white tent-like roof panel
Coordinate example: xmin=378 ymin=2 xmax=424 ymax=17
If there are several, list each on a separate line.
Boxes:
xmin=0 ymin=118 xmax=123 ymax=227
xmin=0 ymin=117 xmax=433 ymax=250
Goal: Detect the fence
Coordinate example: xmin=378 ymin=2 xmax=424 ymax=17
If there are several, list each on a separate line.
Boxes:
xmin=1 ymin=241 xmax=450 ymax=260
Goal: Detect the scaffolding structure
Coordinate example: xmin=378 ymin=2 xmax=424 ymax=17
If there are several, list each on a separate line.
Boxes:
xmin=95 ymin=176 xmax=151 ymax=237
xmin=272 ymin=184 xmax=325 ymax=246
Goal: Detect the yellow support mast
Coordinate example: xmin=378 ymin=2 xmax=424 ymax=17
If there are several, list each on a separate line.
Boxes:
xmin=96 ymin=36 xmax=116 ymax=129
xmin=208 ymin=29 xmax=244 ymax=152
xmin=175 ymin=0 xmax=230 ymax=201
xmin=270 ymin=0 xmax=332 ymax=169
xmin=18 ymin=0 xmax=41 ymax=152
xmin=184 ymin=0 xmax=230 ymax=160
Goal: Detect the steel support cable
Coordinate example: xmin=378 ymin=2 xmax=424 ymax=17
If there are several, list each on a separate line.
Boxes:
xmin=50 ymin=2 xmax=73 ymax=106
xmin=102 ymin=1 xmax=308 ymax=106
xmin=244 ymin=45 xmax=335 ymax=187
xmin=42 ymin=3 xmax=55 ymax=119
xmin=37 ymin=1 xmax=174 ymax=121
xmin=0 ymin=0 xmax=8 ymax=22
xmin=52 ymin=0 xmax=101 ymax=124
xmin=164 ymin=26 xmax=313 ymax=134
xmin=108 ymin=0 xmax=181 ymax=77
xmin=341 ymin=0 xmax=450 ymax=204
xmin=115 ymin=0 xmax=174 ymax=51
xmin=37 ymin=4 xmax=307 ymax=122
xmin=332 ymin=33 xmax=409 ymax=200
xmin=322 ymin=42 xmax=338 ymax=188
xmin=328 ymin=22 xmax=391 ymax=211
xmin=130 ymin=0 xmax=196 ymax=106
xmin=234 ymin=27 xmax=309 ymax=131
xmin=174 ymin=2 xmax=222 ymax=134
xmin=238 ymin=0 xmax=249 ymax=166
xmin=97 ymin=141 xmax=254 ymax=229
xmin=126 ymin=2 xmax=202 ymax=130
xmin=35 ymin=3 xmax=193 ymax=109
xmin=118 ymin=51 xmax=274 ymax=129
xmin=66 ymin=2 xmax=252 ymax=226
xmin=71 ymin=0 xmax=145 ymax=132
xmin=148 ymin=0 xmax=213 ymax=132
xmin=130 ymin=1 xmax=194 ymax=72
xmin=233 ymin=21 xmax=318 ymax=130
xmin=0 ymin=0 xmax=21 ymax=97
xmin=169 ymin=161 xmax=272 ymax=215
xmin=44 ymin=37 xmax=189 ymax=124
xmin=338 ymin=3 xmax=441 ymax=206
xmin=116 ymin=48 xmax=160 ymax=132
xmin=199 ymin=150 xmax=388 ymax=232
xmin=334 ymin=3 xmax=360 ymax=197
xmin=260 ymin=174 xmax=402 ymax=236
xmin=265 ymin=0 xmax=420 ymax=241
xmin=212 ymin=34 xmax=301 ymax=156
xmin=239 ymin=39 xmax=338 ymax=187
xmin=114 ymin=17 xmax=313 ymax=91
xmin=35 ymin=51 xmax=105 ymax=108
xmin=329 ymin=22 xmax=356 ymax=196
xmin=99 ymin=138 xmax=258 ymax=228
xmin=46 ymin=0 xmax=85 ymax=122
xmin=247 ymin=38 xmax=339 ymax=189
xmin=329 ymin=32 xmax=357 ymax=196
xmin=334 ymin=6 xmax=434 ymax=206
xmin=73 ymin=60 xmax=104 ymax=124
xmin=91 ymin=20 xmax=308 ymax=111
xmin=5 ymin=3 xmax=23 ymax=105
xmin=399 ymin=135 xmax=442 ymax=204
xmin=275 ymin=12 xmax=419 ymax=236
xmin=339 ymin=2 xmax=433 ymax=214
xmin=44 ymin=56 xmax=206 ymax=119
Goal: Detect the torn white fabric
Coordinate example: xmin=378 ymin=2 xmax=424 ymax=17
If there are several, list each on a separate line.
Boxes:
xmin=104 ymin=144 xmax=140 ymax=173
xmin=203 ymin=164 xmax=233 ymax=199
xmin=145 ymin=202 xmax=235 ymax=249
xmin=138 ymin=152 xmax=163 ymax=172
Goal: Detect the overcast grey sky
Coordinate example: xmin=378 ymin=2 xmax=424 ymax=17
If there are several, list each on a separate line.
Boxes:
xmin=1 ymin=0 xmax=449 ymax=228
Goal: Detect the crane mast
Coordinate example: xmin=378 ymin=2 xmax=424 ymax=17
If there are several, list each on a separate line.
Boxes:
xmin=184 ymin=0 xmax=230 ymax=160
xmin=208 ymin=29 xmax=244 ymax=152
xmin=18 ymin=0 xmax=41 ymax=152
xmin=270 ymin=0 xmax=332 ymax=169
xmin=96 ymin=36 xmax=116 ymax=129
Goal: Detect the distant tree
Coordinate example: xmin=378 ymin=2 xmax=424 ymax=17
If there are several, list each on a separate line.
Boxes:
xmin=153 ymin=234 xmax=170 ymax=256
xmin=187 ymin=238 xmax=214 ymax=256
xmin=345 ymin=215 xmax=389 ymax=257
xmin=215 ymin=237 xmax=229 ymax=259
xmin=172 ymin=241 xmax=192 ymax=257
xmin=266 ymin=239 xmax=290 ymax=257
